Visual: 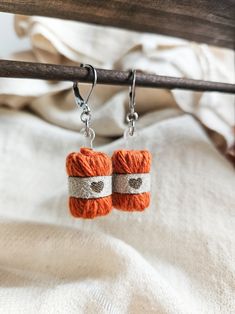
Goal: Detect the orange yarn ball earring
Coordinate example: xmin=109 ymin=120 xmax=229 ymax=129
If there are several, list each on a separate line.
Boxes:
xmin=66 ymin=64 xmax=112 ymax=219
xmin=112 ymin=70 xmax=152 ymax=211
xmin=66 ymin=148 xmax=112 ymax=218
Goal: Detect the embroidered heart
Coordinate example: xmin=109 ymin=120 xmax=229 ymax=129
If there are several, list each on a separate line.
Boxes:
xmin=90 ymin=181 xmax=104 ymax=193
xmin=129 ymin=178 xmax=142 ymax=189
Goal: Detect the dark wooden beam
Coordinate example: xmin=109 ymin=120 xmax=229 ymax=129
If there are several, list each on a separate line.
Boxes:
xmin=0 ymin=0 xmax=234 ymax=49
xmin=0 ymin=60 xmax=234 ymax=94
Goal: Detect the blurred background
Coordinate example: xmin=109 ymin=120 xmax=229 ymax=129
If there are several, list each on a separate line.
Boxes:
xmin=0 ymin=12 xmax=30 ymax=56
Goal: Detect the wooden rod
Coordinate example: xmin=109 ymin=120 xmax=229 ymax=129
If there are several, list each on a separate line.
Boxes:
xmin=0 ymin=0 xmax=234 ymax=49
xmin=0 ymin=60 xmax=234 ymax=94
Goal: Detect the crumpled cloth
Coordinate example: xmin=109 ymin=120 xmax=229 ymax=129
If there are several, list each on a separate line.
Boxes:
xmin=0 ymin=107 xmax=234 ymax=314
xmin=0 ymin=15 xmax=234 ymax=314
xmin=0 ymin=15 xmax=234 ymax=148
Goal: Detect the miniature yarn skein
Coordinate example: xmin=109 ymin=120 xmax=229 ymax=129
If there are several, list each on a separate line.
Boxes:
xmin=112 ymin=149 xmax=151 ymax=211
xmin=66 ymin=148 xmax=112 ymax=218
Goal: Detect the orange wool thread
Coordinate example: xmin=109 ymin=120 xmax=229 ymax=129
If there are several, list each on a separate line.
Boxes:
xmin=66 ymin=148 xmax=112 ymax=219
xmin=112 ymin=149 xmax=151 ymax=211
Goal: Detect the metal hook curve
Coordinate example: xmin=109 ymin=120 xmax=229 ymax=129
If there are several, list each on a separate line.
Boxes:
xmin=73 ymin=63 xmax=97 ymax=108
xmin=126 ymin=69 xmax=138 ymax=136
xmin=129 ymin=69 xmax=136 ymax=112
xmin=81 ymin=63 xmax=97 ymax=104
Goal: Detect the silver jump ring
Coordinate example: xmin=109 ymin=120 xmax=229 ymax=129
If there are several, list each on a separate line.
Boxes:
xmin=126 ymin=112 xmax=138 ymax=123
xmin=80 ymin=111 xmax=91 ymax=123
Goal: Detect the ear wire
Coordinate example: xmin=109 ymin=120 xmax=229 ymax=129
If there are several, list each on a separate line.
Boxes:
xmin=73 ymin=64 xmax=97 ymax=148
xmin=126 ymin=69 xmax=138 ymax=136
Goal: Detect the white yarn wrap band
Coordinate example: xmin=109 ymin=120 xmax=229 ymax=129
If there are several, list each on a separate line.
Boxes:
xmin=113 ymin=173 xmax=151 ymax=195
xmin=68 ymin=175 xmax=112 ymax=199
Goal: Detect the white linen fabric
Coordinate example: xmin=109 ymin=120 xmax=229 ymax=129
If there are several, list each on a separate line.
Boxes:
xmin=0 ymin=15 xmax=234 ymax=314
xmin=0 ymin=108 xmax=234 ymax=314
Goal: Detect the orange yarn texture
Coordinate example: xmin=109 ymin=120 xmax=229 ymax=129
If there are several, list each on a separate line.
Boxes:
xmin=112 ymin=149 xmax=151 ymax=211
xmin=66 ymin=148 xmax=112 ymax=219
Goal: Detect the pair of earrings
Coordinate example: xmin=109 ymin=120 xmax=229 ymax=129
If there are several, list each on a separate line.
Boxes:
xmin=66 ymin=64 xmax=151 ymax=219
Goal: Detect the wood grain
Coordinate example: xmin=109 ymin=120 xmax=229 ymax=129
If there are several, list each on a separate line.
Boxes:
xmin=0 ymin=0 xmax=234 ymax=48
xmin=0 ymin=60 xmax=234 ymax=94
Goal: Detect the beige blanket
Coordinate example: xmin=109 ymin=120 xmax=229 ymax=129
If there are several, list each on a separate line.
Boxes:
xmin=0 ymin=16 xmax=234 ymax=314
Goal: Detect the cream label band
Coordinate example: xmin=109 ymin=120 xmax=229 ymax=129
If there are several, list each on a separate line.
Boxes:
xmin=68 ymin=176 xmax=112 ymax=199
xmin=113 ymin=173 xmax=151 ymax=195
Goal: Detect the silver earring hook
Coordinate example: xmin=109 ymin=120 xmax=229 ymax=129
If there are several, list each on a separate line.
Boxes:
xmin=73 ymin=64 xmax=97 ymax=109
xmin=129 ymin=69 xmax=136 ymax=111
xmin=73 ymin=64 xmax=97 ymax=148
xmin=81 ymin=63 xmax=97 ymax=104
xmin=126 ymin=69 xmax=138 ymax=136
